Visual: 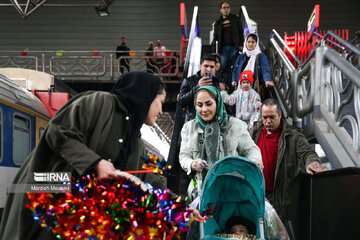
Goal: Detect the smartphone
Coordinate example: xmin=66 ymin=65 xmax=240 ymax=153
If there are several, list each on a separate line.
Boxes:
xmin=204 ymin=72 xmax=212 ymax=79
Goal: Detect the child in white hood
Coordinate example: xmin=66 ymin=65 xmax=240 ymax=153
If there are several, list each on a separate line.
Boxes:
xmin=221 ymin=70 xmax=261 ymax=129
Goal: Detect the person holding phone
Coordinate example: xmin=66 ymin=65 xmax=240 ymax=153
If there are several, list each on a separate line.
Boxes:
xmin=179 ymin=86 xmax=262 ymax=200
xmin=204 ymin=71 xmax=212 ymax=79
xmin=178 ymin=54 xmax=220 ymax=122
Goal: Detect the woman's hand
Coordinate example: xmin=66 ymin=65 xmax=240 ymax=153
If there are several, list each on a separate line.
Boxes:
xmin=254 ymin=159 xmax=264 ymax=171
xmin=95 ymin=159 xmax=118 ymax=180
xmin=219 ymin=82 xmax=226 ymax=91
xmin=191 ymin=158 xmax=208 ymax=172
xmin=188 ymin=206 xmax=206 ymax=223
xmin=265 ymin=81 xmax=275 ymax=87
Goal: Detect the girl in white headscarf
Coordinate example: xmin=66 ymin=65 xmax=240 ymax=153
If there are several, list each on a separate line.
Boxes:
xmin=231 ymin=33 xmax=274 ymax=93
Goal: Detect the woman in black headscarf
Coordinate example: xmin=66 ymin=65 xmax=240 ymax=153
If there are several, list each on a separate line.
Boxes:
xmin=0 ymin=72 xmax=167 ymax=240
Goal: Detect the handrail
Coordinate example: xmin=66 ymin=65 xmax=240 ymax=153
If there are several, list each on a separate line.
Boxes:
xmin=240 ymin=6 xmax=267 ymax=51
xmin=268 ymin=28 xmax=360 ymax=167
xmin=269 ymin=37 xmax=296 ymax=72
xmin=183 ymin=6 xmax=200 ymax=78
xmin=240 ymin=6 xmax=256 ymax=34
xmin=312 ymin=31 xmax=345 ymax=50
xmin=294 ymin=61 xmax=313 ymax=118
xmin=324 ymin=49 xmax=360 ymax=88
xmin=271 ymin=29 xmax=360 ymax=69
xmin=271 ymin=29 xmax=302 ymax=65
xmin=350 ymin=31 xmax=360 ymax=44
xmin=303 ymin=30 xmax=360 ymax=67
xmin=0 ymin=50 xmax=180 ymax=80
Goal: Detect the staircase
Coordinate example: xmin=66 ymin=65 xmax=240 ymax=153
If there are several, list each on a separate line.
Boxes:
xmin=267 ymin=29 xmax=360 ymax=168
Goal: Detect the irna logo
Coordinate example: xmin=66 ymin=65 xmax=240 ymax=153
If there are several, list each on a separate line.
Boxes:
xmin=33 ymin=172 xmax=71 ymax=182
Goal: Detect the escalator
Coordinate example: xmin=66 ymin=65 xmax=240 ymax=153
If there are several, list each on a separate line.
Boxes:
xmin=167 ymin=6 xmax=202 ymax=196
xmin=168 ymin=4 xmax=360 ymax=239
xmin=168 ymin=4 xmax=260 ymax=196
xmin=268 ymin=29 xmax=360 ymax=168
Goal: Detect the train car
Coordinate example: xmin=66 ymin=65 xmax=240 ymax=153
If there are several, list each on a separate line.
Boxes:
xmin=0 ymin=74 xmax=50 ymax=213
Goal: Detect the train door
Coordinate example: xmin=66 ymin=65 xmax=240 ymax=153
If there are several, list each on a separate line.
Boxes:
xmin=0 ymin=102 xmax=35 ymax=212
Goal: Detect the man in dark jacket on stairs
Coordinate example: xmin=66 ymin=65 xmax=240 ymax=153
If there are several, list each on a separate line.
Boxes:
xmin=211 ymin=1 xmax=244 ymax=75
xmin=178 ymin=54 xmax=220 ymax=122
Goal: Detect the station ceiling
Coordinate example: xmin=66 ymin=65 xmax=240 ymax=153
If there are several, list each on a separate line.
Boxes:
xmin=1 ymin=0 xmax=115 ymax=19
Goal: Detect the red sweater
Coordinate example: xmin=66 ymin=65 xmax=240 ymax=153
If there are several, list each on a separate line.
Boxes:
xmin=257 ymin=125 xmax=282 ymax=191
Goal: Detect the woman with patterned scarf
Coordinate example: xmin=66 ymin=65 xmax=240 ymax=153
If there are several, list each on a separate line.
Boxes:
xmin=179 ymin=86 xmax=263 ymax=199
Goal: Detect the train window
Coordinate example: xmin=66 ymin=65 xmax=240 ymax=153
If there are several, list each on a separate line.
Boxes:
xmin=13 ymin=114 xmax=31 ymax=165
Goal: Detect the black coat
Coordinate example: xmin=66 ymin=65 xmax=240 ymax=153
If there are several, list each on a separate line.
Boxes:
xmin=178 ymin=71 xmax=220 ymax=122
xmin=211 ymin=14 xmax=244 ymax=53
xmin=0 ymin=91 xmax=166 ymax=240
xmin=116 ymin=44 xmax=130 ymax=59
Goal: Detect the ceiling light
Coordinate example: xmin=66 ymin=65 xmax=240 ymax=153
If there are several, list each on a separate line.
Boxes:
xmin=95 ymin=6 xmax=110 ymax=17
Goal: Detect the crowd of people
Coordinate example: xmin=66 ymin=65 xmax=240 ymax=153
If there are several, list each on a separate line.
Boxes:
xmin=176 ymin=1 xmax=324 ymax=237
xmin=116 ymin=38 xmax=175 ymax=75
xmin=0 ymin=1 xmax=325 ymax=239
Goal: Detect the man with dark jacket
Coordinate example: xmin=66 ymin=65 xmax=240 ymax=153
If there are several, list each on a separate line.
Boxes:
xmin=116 ymin=36 xmax=130 ymax=73
xmin=145 ymin=41 xmax=156 ymax=74
xmin=212 ymin=1 xmax=244 ymax=73
xmin=250 ymin=99 xmax=323 ymax=222
xmin=178 ymin=54 xmax=220 ymax=122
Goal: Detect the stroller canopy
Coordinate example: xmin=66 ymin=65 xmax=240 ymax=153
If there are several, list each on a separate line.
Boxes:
xmin=200 ymin=156 xmax=265 ymax=238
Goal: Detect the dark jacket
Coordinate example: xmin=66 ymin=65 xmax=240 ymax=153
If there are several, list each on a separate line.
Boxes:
xmin=116 ymin=44 xmax=130 ymax=59
xmin=178 ymin=71 xmax=220 ymax=122
xmin=250 ymin=119 xmax=320 ymax=221
xmin=215 ymin=67 xmax=230 ymax=88
xmin=0 ymin=91 xmax=165 ymax=240
xmin=232 ymin=53 xmax=272 ymax=89
xmin=211 ymin=14 xmax=244 ymax=53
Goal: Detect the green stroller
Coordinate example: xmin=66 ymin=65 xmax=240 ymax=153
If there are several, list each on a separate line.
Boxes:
xmin=199 ymin=156 xmax=266 ymax=240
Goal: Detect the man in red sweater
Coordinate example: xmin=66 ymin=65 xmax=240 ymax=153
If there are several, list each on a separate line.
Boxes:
xmin=251 ymin=98 xmax=323 ymax=222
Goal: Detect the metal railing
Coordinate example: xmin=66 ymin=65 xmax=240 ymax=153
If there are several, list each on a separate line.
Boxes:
xmin=0 ymin=55 xmax=39 ymax=70
xmin=0 ymin=50 xmax=180 ymax=81
xmin=268 ymin=29 xmax=360 ymax=167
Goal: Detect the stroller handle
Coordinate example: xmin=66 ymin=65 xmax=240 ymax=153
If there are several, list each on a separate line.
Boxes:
xmin=196 ymin=171 xmax=204 ymax=239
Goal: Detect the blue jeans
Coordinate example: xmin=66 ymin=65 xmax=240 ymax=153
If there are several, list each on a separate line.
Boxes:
xmin=221 ymin=45 xmax=238 ymax=72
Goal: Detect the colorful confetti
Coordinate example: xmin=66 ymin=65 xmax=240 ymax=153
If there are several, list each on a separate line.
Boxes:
xmin=140 ymin=153 xmax=172 ymax=175
xmin=201 ymin=206 xmax=216 ymax=220
xmin=26 ymin=174 xmax=190 ymax=240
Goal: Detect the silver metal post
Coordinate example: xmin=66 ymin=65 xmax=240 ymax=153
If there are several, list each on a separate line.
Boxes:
xmin=42 ymin=53 xmax=46 ymax=72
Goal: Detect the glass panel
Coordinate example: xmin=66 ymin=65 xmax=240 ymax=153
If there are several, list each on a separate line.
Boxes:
xmin=13 ymin=115 xmax=30 ymax=165
xmin=14 ymin=116 xmax=29 ymax=129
